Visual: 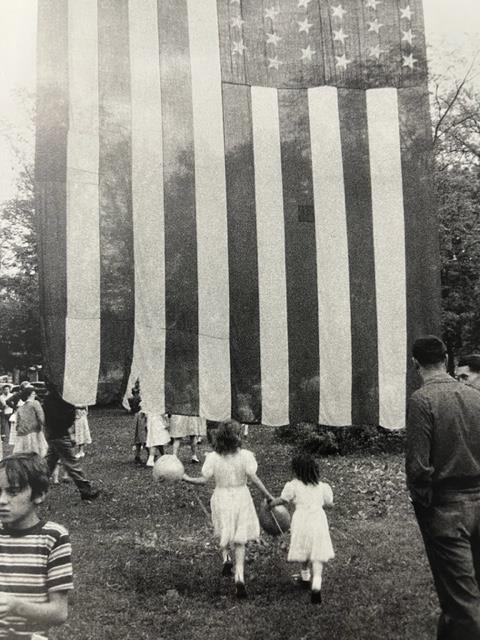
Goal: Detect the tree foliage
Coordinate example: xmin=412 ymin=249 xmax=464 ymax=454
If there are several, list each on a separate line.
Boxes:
xmin=0 ymin=94 xmax=40 ymax=372
xmin=431 ymin=49 xmax=480 ymax=355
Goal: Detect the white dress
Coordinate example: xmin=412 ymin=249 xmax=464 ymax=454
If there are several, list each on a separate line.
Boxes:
xmin=202 ymin=449 xmax=260 ymax=547
xmin=281 ymin=479 xmax=334 ymax=563
xmin=74 ymin=407 xmax=92 ymax=446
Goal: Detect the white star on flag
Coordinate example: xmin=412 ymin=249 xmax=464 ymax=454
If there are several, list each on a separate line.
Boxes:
xmin=232 ymin=39 xmax=247 ymax=55
xmin=402 ymin=52 xmax=417 ymax=69
xmin=266 ymin=32 xmax=282 ymax=46
xmin=365 ymin=0 xmax=382 ymax=8
xmin=401 ymin=29 xmax=414 ymax=45
xmin=335 ymin=53 xmax=351 ymax=69
xmin=369 ymin=44 xmax=383 ymax=60
xmin=333 ymin=28 xmax=349 ymax=44
xmin=367 ymin=19 xmax=383 ymax=34
xmin=265 ymin=6 xmax=279 ymax=21
xmin=231 ymin=16 xmax=245 ymax=29
xmin=298 ymin=18 xmax=313 ymax=34
xmin=331 ymin=4 xmax=347 ymax=20
xmin=300 ymin=45 xmax=316 ymax=61
xmin=230 ymin=0 xmax=240 ymax=3
xmin=400 ymin=6 xmax=413 ymax=20
xmin=268 ymin=56 xmax=282 ymax=70
xmin=297 ymin=0 xmax=312 ymax=7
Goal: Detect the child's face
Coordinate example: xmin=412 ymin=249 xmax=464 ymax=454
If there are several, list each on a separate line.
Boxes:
xmin=0 ymin=470 xmax=42 ymax=530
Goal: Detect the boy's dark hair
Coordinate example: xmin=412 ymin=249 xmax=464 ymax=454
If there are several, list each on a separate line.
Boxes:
xmin=412 ymin=335 xmax=447 ymax=367
xmin=215 ymin=420 xmax=242 ymax=455
xmin=0 ymin=453 xmax=49 ymax=500
xmin=292 ymin=453 xmax=320 ymax=485
xmin=457 ymin=354 xmax=480 ymax=373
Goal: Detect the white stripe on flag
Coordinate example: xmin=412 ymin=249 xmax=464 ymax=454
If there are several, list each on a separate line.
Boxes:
xmin=126 ymin=0 xmax=166 ymax=414
xmin=64 ymin=0 xmax=100 ymax=405
xmin=251 ymin=86 xmax=289 ymax=426
xmin=187 ymin=0 xmax=231 ymax=420
xmin=367 ymin=88 xmax=407 ymax=429
xmin=308 ymin=86 xmax=352 ymax=426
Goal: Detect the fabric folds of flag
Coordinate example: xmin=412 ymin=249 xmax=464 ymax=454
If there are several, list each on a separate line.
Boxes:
xmin=35 ymin=0 xmax=440 ymax=428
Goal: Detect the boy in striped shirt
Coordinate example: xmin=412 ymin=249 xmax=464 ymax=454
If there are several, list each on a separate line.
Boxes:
xmin=0 ymin=453 xmax=73 ymax=639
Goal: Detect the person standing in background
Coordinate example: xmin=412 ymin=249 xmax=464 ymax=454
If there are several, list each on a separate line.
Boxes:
xmin=406 ymin=335 xmax=480 ymax=639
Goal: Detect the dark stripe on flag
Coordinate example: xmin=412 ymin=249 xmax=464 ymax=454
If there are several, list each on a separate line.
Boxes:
xmin=278 ymin=88 xmax=320 ymax=423
xmin=97 ymin=0 xmax=135 ymax=403
xmin=223 ymin=82 xmax=262 ymax=423
xmin=338 ymin=88 xmax=379 ymax=425
xmin=398 ymin=86 xmax=441 ymax=397
xmin=35 ymin=0 xmax=68 ymax=394
xmin=158 ymin=0 xmax=199 ymax=414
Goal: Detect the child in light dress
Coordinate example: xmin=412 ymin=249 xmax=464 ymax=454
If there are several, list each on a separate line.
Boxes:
xmin=182 ymin=420 xmax=273 ymax=599
xmin=73 ymin=406 xmax=91 ymax=458
xmin=170 ymin=415 xmax=206 ymax=464
xmin=269 ymin=453 xmax=334 ymax=604
xmin=13 ymin=386 xmax=48 ymax=458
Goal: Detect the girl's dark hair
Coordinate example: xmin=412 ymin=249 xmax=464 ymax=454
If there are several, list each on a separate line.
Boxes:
xmin=291 ymin=453 xmax=320 ymax=485
xmin=214 ymin=420 xmax=242 ymax=455
xmin=0 ymin=453 xmax=49 ymax=500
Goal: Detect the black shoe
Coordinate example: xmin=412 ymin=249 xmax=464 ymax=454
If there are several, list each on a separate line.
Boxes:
xmin=235 ymin=582 xmax=248 ymax=599
xmin=222 ymin=561 xmax=233 ymax=577
xmin=134 ymin=456 xmax=143 ymax=465
xmin=292 ymin=575 xmax=310 ymax=590
xmin=81 ymin=489 xmax=100 ymax=502
xmin=311 ymin=590 xmax=322 ymax=604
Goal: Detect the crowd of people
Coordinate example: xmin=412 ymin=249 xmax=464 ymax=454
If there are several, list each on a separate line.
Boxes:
xmin=1 ymin=335 xmax=480 ymax=637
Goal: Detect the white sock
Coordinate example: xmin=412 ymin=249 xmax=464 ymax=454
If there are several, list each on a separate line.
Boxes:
xmin=301 ymin=569 xmax=311 ymax=582
xmin=311 ymin=575 xmax=322 ymax=591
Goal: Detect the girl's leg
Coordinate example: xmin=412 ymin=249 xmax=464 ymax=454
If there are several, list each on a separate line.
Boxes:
xmin=172 ymin=438 xmax=181 ymax=457
xmin=75 ymin=444 xmax=85 ymax=459
xmin=221 ymin=546 xmax=233 ymax=576
xmin=311 ymin=561 xmax=323 ymax=604
xmin=134 ymin=444 xmax=142 ymax=463
xmin=301 ymin=561 xmax=311 ymax=583
xmin=234 ymin=543 xmax=247 ymax=598
xmin=190 ymin=435 xmax=199 ymax=463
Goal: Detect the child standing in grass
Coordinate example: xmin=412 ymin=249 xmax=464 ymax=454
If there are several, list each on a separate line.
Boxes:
xmin=182 ymin=420 xmax=273 ymax=599
xmin=269 ymin=453 xmax=334 ymax=604
xmin=0 ymin=453 xmax=73 ymax=638
xmin=73 ymin=406 xmax=91 ymax=459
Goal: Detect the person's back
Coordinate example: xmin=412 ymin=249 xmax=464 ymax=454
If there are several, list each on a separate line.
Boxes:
xmin=43 ymin=389 xmax=75 ymax=440
xmin=409 ymin=375 xmax=480 ymax=490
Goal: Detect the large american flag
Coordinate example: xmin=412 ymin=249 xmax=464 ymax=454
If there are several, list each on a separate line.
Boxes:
xmin=35 ymin=0 xmax=440 ymax=428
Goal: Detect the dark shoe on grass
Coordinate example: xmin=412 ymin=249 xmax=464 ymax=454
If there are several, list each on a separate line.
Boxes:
xmin=235 ymin=582 xmax=248 ymax=599
xmin=311 ymin=590 xmax=322 ymax=604
xmin=81 ymin=489 xmax=101 ymax=502
xmin=292 ymin=574 xmax=310 ymax=590
xmin=222 ymin=561 xmax=233 ymax=577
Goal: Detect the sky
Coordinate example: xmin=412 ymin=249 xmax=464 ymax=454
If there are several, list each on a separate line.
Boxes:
xmin=0 ymin=0 xmax=479 ymax=202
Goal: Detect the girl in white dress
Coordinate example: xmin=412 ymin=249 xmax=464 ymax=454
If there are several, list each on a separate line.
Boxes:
xmin=182 ymin=420 xmax=273 ymax=599
xmin=269 ymin=453 xmax=334 ymax=604
xmin=73 ymin=406 xmax=92 ymax=458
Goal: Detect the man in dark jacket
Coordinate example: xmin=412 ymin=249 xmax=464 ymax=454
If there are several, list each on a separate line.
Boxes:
xmin=43 ymin=383 xmax=99 ymax=501
xmin=407 ymin=335 xmax=480 ymax=639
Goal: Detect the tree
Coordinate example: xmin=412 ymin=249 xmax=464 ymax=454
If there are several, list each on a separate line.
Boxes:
xmin=0 ymin=93 xmax=40 ymax=372
xmin=431 ymin=48 xmax=480 ymax=355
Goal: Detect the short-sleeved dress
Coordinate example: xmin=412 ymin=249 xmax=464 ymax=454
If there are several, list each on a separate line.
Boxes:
xmin=202 ymin=449 xmax=260 ymax=547
xmin=281 ymin=479 xmax=334 ymax=563
xmin=169 ymin=415 xmax=206 ymax=438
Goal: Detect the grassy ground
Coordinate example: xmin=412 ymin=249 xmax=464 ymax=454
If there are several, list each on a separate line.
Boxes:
xmin=31 ymin=409 xmax=438 ymax=640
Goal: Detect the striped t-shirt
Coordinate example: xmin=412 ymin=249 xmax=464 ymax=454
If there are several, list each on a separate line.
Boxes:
xmin=0 ymin=520 xmax=73 ymax=639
